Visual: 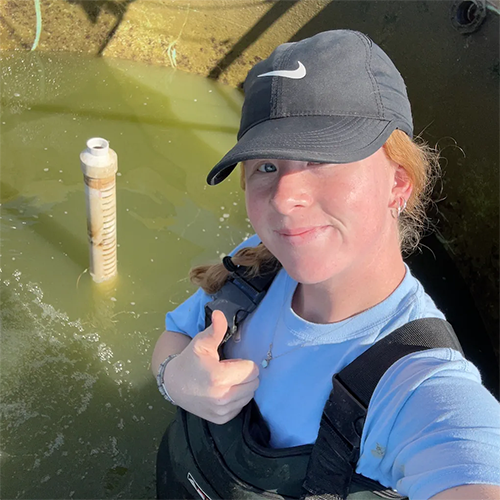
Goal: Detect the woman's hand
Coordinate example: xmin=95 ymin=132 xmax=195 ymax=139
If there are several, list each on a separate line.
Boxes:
xmin=163 ymin=310 xmax=260 ymax=424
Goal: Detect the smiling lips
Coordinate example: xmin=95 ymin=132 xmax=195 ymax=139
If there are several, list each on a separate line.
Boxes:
xmin=276 ymin=226 xmax=330 ymax=243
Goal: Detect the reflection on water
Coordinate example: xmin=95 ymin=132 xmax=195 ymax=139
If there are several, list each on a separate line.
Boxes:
xmin=0 ymin=52 xmax=249 ymax=499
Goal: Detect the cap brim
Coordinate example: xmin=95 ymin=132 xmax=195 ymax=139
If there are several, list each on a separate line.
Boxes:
xmin=207 ymin=116 xmax=411 ymax=185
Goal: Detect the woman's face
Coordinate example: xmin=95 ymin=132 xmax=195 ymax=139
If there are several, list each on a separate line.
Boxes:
xmin=243 ymin=148 xmax=406 ymax=285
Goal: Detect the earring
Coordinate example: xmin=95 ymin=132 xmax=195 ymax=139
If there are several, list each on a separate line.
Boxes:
xmin=398 ymin=197 xmax=407 ymax=217
xmin=391 ymin=197 xmax=407 ymax=219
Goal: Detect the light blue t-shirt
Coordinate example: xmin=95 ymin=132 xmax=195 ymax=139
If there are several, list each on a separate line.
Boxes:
xmin=165 ymin=235 xmax=500 ymax=499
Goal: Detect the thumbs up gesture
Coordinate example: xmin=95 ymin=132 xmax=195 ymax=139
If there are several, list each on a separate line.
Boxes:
xmin=163 ymin=310 xmax=260 ymax=424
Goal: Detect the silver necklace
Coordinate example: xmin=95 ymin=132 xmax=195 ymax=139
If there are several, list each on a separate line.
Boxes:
xmin=261 ymin=332 xmax=336 ymax=368
xmin=261 ymin=340 xmax=309 ymax=368
xmin=261 ymin=345 xmax=273 ymax=368
xmin=260 ymin=285 xmax=315 ymax=368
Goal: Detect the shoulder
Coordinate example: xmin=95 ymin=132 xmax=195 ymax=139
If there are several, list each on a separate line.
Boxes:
xmin=362 ymin=349 xmax=485 ymax=440
xmin=400 ymin=265 xmax=445 ymax=322
xmin=358 ymin=348 xmax=500 ymax=497
xmin=369 ymin=348 xmax=482 ymax=405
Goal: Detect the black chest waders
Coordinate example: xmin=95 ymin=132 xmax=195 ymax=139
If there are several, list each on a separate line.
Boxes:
xmin=156 ymin=259 xmax=463 ymax=500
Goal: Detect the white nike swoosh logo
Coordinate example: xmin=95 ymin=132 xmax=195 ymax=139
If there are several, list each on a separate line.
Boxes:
xmin=257 ymin=61 xmax=306 ymax=80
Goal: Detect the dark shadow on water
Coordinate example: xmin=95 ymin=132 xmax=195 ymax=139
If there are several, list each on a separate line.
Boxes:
xmin=0 ymin=100 xmax=238 ymax=137
xmin=0 ymin=186 xmax=89 ymax=271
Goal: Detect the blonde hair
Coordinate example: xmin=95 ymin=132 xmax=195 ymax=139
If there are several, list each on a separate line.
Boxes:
xmin=189 ymin=244 xmax=280 ymax=295
xmin=384 ymin=130 xmax=440 ymax=253
xmin=190 ymin=129 xmax=440 ymax=294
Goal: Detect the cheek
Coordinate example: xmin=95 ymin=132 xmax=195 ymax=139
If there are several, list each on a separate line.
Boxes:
xmin=329 ymin=176 xmax=389 ymax=231
xmin=326 ymin=178 xmax=369 ymax=218
xmin=245 ymin=189 xmax=264 ymax=228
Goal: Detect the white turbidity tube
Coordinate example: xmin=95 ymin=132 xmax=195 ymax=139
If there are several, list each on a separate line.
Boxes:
xmin=80 ymin=138 xmax=118 ymax=283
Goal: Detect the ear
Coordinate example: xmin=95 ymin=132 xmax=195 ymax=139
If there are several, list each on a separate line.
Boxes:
xmin=390 ymin=165 xmax=413 ymax=207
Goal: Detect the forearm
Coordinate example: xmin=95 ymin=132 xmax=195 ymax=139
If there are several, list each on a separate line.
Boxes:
xmin=151 ymin=329 xmax=191 ymax=376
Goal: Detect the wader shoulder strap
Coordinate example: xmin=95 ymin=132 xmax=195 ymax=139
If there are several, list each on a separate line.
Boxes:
xmin=204 ymin=256 xmax=279 ymax=348
xmin=302 ymin=318 xmax=463 ymax=500
xmin=337 ymin=318 xmax=463 ymax=407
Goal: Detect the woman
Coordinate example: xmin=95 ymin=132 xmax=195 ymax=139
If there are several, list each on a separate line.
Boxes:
xmin=152 ymin=30 xmax=500 ymax=499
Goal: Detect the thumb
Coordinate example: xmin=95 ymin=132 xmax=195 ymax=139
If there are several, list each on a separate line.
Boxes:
xmin=195 ymin=310 xmax=228 ymax=353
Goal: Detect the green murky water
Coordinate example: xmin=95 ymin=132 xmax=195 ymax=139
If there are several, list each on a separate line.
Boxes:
xmin=0 ymin=52 xmax=249 ymax=499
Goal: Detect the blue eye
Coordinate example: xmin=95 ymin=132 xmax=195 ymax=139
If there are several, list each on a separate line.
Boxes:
xmin=257 ymin=163 xmax=277 ymax=173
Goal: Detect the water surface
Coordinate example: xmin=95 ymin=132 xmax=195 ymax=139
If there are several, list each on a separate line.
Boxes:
xmin=1 ymin=51 xmax=248 ymax=499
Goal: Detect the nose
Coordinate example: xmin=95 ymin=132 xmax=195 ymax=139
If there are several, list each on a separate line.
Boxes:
xmin=270 ymin=169 xmax=313 ymax=215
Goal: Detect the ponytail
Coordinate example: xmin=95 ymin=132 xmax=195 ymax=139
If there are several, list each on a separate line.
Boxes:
xmin=189 ymin=243 xmax=280 ymax=294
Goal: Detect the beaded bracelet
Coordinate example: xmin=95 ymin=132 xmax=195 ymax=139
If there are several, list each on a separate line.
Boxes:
xmin=156 ymin=354 xmax=179 ymax=405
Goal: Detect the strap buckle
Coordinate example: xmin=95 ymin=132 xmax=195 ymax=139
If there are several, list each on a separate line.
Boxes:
xmin=204 ymin=268 xmax=269 ymax=345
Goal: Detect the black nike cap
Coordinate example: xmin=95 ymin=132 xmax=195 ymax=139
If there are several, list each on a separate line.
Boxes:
xmin=207 ymin=29 xmax=413 ymax=185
